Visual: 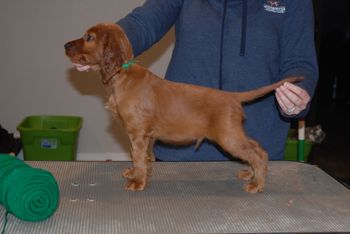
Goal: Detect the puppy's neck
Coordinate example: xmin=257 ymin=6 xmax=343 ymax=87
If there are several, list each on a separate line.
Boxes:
xmin=101 ymin=68 xmax=121 ymax=86
xmin=101 ymin=60 xmax=136 ymax=86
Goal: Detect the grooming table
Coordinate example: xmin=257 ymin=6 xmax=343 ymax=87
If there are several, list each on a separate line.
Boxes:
xmin=1 ymin=161 xmax=350 ymax=233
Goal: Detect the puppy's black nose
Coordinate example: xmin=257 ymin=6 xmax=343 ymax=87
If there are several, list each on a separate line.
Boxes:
xmin=64 ymin=42 xmax=74 ymax=50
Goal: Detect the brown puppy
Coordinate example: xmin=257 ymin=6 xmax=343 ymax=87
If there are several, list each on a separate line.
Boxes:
xmin=65 ymin=23 xmax=301 ymax=193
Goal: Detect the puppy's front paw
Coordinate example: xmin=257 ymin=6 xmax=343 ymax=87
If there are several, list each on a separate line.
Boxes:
xmin=123 ymin=168 xmax=135 ymax=179
xmin=244 ymin=182 xmax=264 ymax=194
xmin=123 ymin=167 xmax=148 ymax=191
xmin=125 ymin=179 xmax=146 ymax=191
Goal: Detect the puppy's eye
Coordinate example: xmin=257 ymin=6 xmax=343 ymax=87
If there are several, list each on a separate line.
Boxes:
xmin=84 ymin=34 xmax=95 ymax=42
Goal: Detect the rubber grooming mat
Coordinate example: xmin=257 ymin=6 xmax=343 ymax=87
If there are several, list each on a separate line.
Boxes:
xmin=1 ymin=161 xmax=349 ymax=233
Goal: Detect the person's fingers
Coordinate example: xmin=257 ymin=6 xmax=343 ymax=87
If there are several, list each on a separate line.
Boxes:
xmin=283 ymin=82 xmax=310 ymax=109
xmin=279 ymin=84 xmax=302 ymax=106
xmin=275 ymin=82 xmax=311 ymax=115
xmin=276 ymin=87 xmax=300 ymax=115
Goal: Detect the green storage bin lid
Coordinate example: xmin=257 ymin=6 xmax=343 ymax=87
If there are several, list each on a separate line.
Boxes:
xmin=17 ymin=115 xmax=83 ymax=132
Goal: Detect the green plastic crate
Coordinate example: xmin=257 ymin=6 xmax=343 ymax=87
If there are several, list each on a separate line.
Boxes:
xmin=17 ymin=115 xmax=83 ymax=161
xmin=284 ymin=130 xmax=312 ymax=161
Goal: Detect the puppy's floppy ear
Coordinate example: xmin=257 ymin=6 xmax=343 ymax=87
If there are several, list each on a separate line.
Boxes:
xmin=100 ymin=24 xmax=134 ymax=83
xmin=116 ymin=25 xmax=133 ymax=62
xmin=101 ymin=32 xmax=124 ymax=78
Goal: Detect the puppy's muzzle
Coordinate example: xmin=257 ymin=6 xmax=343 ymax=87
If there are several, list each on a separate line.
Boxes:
xmin=64 ymin=42 xmax=74 ymax=50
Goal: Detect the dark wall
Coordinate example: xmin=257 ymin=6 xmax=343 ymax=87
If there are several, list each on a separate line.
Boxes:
xmin=315 ymin=0 xmax=350 ymax=101
xmin=309 ymin=0 xmax=350 ymax=125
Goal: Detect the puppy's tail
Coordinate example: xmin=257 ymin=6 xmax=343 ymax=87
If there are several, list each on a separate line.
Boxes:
xmin=235 ymin=76 xmax=303 ymax=103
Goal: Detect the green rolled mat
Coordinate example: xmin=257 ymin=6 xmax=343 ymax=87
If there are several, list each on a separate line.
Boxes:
xmin=0 ymin=154 xmax=59 ymax=222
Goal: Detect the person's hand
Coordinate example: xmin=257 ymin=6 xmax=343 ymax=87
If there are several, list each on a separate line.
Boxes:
xmin=275 ymin=82 xmax=310 ymax=116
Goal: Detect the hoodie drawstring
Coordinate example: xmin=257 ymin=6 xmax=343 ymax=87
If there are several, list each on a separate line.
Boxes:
xmin=240 ymin=0 xmax=248 ymax=56
xmin=219 ymin=0 xmax=228 ymax=89
xmin=219 ymin=0 xmax=248 ymax=89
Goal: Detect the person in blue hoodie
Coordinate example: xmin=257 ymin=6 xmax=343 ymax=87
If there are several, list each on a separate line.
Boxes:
xmin=115 ymin=0 xmax=318 ymax=161
xmin=117 ymin=0 xmax=318 ymax=161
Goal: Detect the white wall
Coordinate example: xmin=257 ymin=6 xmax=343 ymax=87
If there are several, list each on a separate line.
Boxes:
xmin=0 ymin=1 xmax=175 ymax=160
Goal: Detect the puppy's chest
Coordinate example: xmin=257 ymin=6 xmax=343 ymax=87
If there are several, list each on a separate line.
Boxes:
xmin=105 ymin=95 xmax=121 ymax=120
xmin=105 ymin=91 xmax=133 ymax=123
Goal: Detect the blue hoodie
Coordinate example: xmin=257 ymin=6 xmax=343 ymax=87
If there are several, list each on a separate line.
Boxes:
xmin=117 ymin=0 xmax=318 ymax=161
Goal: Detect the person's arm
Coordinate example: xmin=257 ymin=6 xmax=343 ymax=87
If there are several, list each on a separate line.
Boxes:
xmin=275 ymin=0 xmax=318 ymax=117
xmin=117 ymin=0 xmax=183 ymax=57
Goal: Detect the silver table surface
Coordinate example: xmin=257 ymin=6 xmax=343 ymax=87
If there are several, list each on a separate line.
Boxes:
xmin=1 ymin=161 xmax=350 ymax=233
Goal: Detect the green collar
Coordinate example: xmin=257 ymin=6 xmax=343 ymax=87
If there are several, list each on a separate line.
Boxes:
xmin=121 ymin=60 xmax=136 ymax=69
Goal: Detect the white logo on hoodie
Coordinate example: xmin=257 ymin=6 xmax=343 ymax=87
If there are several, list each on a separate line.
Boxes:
xmin=264 ymin=0 xmax=286 ymax=14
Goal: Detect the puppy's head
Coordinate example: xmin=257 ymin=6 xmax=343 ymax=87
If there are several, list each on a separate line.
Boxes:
xmin=64 ymin=23 xmax=133 ymax=77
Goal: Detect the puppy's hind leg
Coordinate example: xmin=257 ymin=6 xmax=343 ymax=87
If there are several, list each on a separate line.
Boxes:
xmin=216 ymin=131 xmax=268 ymax=194
xmin=123 ymin=134 xmax=152 ymax=191
xmin=236 ymin=166 xmax=254 ymax=181
xmin=236 ymin=139 xmax=265 ymax=181
xmin=242 ymin=140 xmax=268 ymax=193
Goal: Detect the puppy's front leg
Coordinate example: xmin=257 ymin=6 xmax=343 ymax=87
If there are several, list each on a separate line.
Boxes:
xmin=123 ymin=134 xmax=151 ymax=191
